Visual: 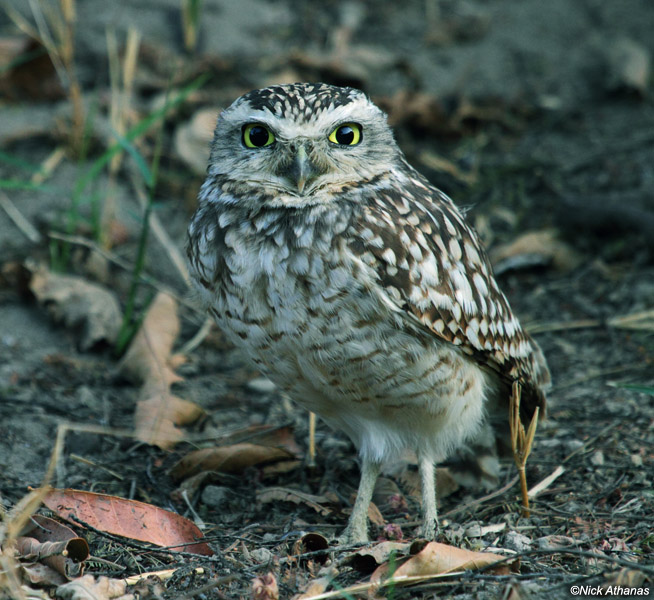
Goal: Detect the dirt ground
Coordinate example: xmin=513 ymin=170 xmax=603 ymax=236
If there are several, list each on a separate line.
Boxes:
xmin=1 ymin=0 xmax=653 ymax=598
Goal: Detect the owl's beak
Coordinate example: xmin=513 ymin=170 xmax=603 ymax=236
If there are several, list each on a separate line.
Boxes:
xmin=286 ymin=145 xmax=321 ymax=195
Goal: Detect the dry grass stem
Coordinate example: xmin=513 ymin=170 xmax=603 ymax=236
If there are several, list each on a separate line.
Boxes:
xmin=527 ymin=465 xmax=565 ymax=498
xmin=130 ymin=172 xmax=191 ymax=286
xmin=4 ymin=0 xmax=85 ymax=153
xmin=308 ymin=411 xmax=317 ymax=468
xmin=527 ymin=309 xmax=654 ymax=334
xmin=179 ymin=317 xmax=214 ymax=355
xmin=30 ymin=146 xmax=66 ymax=185
xmin=509 ymin=381 xmax=539 ymax=517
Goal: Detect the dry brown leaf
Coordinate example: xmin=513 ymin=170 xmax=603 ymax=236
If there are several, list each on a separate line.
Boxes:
xmin=261 ymin=459 xmax=302 ymax=478
xmin=490 ymin=229 xmax=582 ymax=274
xmin=170 ymin=443 xmax=294 ymax=479
xmin=118 ymin=292 xmax=203 ymax=448
xmin=371 ymin=541 xmax=515 ymax=586
xmin=21 ymin=560 xmax=67 ymax=586
xmin=221 ymin=424 xmax=303 ymax=457
xmin=56 ymin=574 xmax=134 ymax=600
xmin=17 ymin=515 xmax=89 ymax=580
xmin=118 ymin=292 xmax=182 ymax=386
xmin=257 ymin=487 xmax=333 ymax=516
xmin=251 ymin=572 xmax=278 ymax=600
xmin=349 ymin=541 xmax=410 ymax=574
xmin=171 ymin=444 xmax=296 ymax=480
xmin=134 ymin=385 xmax=205 ymax=450
xmin=367 ymin=501 xmax=385 ymax=527
xmin=42 ymin=488 xmax=213 ymax=556
xmin=292 ymin=565 xmax=339 ymax=600
xmin=28 ymin=263 xmax=122 ymax=350
xmin=174 ymin=108 xmax=218 ymax=174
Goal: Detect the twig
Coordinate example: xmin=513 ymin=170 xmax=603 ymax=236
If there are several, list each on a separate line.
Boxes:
xmin=442 ymin=475 xmax=519 ymax=519
xmin=527 ymin=465 xmax=564 ymax=498
xmin=69 ymin=453 xmax=124 ymax=481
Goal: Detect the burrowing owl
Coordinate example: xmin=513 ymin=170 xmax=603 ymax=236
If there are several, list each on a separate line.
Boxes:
xmin=187 ymin=83 xmax=550 ymax=543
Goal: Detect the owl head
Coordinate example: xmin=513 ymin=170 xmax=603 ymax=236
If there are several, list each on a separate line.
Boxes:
xmin=206 ymin=83 xmax=400 ymax=206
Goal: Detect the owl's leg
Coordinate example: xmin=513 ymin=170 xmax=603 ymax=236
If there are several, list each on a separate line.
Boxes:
xmin=339 ymin=458 xmax=381 ymax=544
xmin=418 ymin=454 xmax=438 ymax=540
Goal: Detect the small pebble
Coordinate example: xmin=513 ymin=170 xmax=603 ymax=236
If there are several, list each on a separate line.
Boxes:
xmin=504 ymin=531 xmax=532 ymax=552
xmin=465 ymin=522 xmax=483 ymax=538
xmin=590 ymin=450 xmax=605 ymax=466
xmin=201 ymin=485 xmax=230 ymax=508
xmin=250 ymin=547 xmax=274 ymax=564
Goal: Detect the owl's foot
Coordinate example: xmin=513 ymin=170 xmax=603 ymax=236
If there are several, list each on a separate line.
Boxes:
xmin=417 ymin=517 xmax=440 ymax=541
xmin=337 ymin=523 xmax=369 ymax=546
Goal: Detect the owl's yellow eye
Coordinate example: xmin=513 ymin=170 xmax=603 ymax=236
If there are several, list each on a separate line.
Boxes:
xmin=242 ymin=123 xmax=275 ymax=148
xmin=328 ymin=123 xmax=362 ymax=146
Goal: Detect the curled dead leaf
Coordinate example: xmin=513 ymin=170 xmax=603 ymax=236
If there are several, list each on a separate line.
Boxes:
xmin=251 ymin=572 xmax=278 ymax=600
xmin=28 ymin=263 xmax=122 ymax=350
xmin=490 ymin=229 xmax=582 ymax=274
xmin=348 ymin=541 xmax=409 ymax=574
xmin=56 ymin=574 xmax=134 ymax=600
xmin=371 ymin=541 xmax=517 ymax=588
xmin=292 ymin=532 xmax=330 ymax=565
xmin=17 ymin=515 xmax=89 ymax=581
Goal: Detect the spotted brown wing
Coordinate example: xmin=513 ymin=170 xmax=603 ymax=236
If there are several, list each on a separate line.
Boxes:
xmin=347 ymin=166 xmax=550 ymax=422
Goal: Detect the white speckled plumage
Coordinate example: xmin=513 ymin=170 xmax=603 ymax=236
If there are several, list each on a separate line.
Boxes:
xmin=187 ymin=83 xmax=550 ymax=543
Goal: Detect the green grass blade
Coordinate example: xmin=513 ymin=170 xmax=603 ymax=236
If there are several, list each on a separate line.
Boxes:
xmin=109 ymin=127 xmax=153 ymax=187
xmin=0 ymin=178 xmax=53 ymax=192
xmin=73 ymin=74 xmax=208 ymax=200
xmin=0 ymin=151 xmax=40 ymax=173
